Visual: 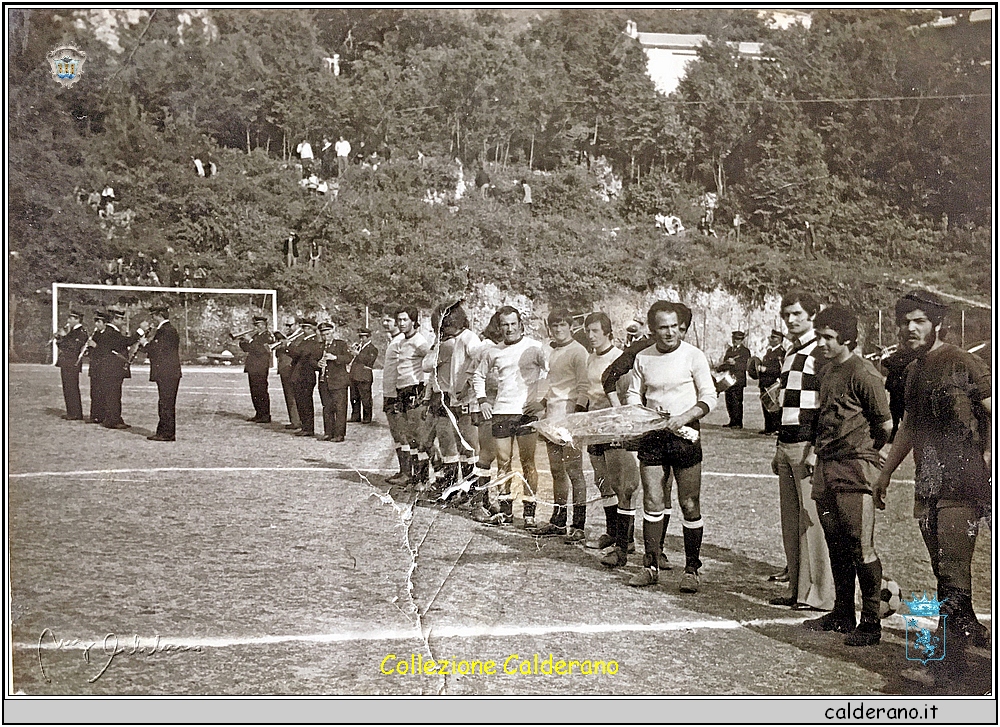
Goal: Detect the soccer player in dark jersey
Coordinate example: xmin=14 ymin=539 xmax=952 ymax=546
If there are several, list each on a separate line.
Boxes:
xmin=876 ymin=291 xmax=992 ymax=687
xmin=804 ymin=306 xmax=893 ymax=646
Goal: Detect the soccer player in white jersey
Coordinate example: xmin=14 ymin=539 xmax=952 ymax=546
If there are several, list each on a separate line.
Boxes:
xmin=625 ymin=301 xmax=717 ymax=592
xmin=473 ymin=306 xmax=547 ymax=527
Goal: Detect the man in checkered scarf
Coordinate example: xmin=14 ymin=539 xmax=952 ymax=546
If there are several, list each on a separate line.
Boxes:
xmin=768 ymin=289 xmax=835 ymax=612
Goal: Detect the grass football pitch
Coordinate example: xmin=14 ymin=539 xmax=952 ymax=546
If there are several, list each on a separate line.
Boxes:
xmin=7 ymin=364 xmax=992 ymax=695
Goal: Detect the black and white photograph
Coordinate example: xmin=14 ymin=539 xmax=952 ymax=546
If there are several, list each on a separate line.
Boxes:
xmin=5 ymin=5 xmax=995 ymax=722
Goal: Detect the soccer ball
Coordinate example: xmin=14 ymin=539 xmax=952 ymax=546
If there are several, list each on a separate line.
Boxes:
xmin=879 ymin=578 xmax=902 ymax=618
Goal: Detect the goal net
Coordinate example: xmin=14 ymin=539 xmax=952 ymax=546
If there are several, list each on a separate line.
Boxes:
xmin=51 ymin=283 xmax=278 ymax=367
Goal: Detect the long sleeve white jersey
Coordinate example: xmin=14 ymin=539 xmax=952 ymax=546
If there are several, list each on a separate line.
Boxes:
xmin=625 ymin=340 xmax=717 ymax=416
xmin=473 ymin=336 xmax=547 ymax=415
xmin=543 ymin=339 xmax=590 ymax=419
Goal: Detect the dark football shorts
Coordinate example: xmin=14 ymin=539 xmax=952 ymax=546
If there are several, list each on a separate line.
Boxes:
xmin=587 ymin=442 xmax=624 ymax=457
xmin=491 ymin=413 xmax=538 ymax=439
xmin=396 ymin=384 xmax=425 ymax=413
xmin=636 ymin=424 xmax=702 ymax=469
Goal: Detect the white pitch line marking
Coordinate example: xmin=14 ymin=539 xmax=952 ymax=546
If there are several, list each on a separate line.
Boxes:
xmin=12 ymin=615 xmax=844 ymax=652
xmin=8 ymin=467 xmax=395 ymax=479
xmin=8 ymin=466 xmax=917 ymax=485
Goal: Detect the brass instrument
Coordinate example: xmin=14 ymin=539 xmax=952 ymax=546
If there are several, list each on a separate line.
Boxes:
xmin=269 ymin=328 xmax=303 ymax=350
xmin=865 ymin=344 xmax=898 ymax=362
xmin=230 ymin=328 xmax=255 ymax=340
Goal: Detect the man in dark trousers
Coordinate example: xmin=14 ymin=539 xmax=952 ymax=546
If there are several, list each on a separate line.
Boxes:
xmin=317 ymin=321 xmax=352 ymax=441
xmin=139 ymin=305 xmax=182 ymax=441
xmin=756 ymin=329 xmax=785 ymax=434
xmin=86 ymin=311 xmax=110 ymax=424
xmin=274 ymin=319 xmax=302 ymax=430
xmin=55 ymin=310 xmax=89 ymax=420
xmin=288 ymin=319 xmax=323 ymax=436
xmin=719 ymin=330 xmax=751 ymax=428
xmin=876 ymin=291 xmax=992 ymax=688
xmin=349 ymin=327 xmax=378 ymax=423
xmin=100 ymin=307 xmax=135 ymax=429
xmin=239 ymin=315 xmax=273 ymax=423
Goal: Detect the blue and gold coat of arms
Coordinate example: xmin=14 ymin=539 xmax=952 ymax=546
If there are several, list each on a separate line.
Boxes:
xmin=904 ymin=592 xmax=947 ymax=665
xmin=47 ymin=47 xmax=87 ymax=87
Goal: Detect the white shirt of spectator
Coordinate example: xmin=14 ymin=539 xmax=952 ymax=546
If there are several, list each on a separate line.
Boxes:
xmin=335 ymin=138 xmax=351 ymax=158
xmin=297 ymin=141 xmax=314 ymax=160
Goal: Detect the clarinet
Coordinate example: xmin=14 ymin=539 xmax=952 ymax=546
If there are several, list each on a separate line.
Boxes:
xmin=319 ymin=339 xmax=332 ymax=382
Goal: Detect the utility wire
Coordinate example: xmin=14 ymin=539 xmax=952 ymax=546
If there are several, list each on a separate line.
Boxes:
xmin=663 ymin=93 xmax=991 ymax=105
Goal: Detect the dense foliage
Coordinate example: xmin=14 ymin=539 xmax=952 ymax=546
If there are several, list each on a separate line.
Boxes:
xmin=7 ymin=8 xmax=992 ymax=359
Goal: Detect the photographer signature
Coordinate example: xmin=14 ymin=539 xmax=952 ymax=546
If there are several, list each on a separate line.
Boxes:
xmin=37 ymin=628 xmax=203 ymax=683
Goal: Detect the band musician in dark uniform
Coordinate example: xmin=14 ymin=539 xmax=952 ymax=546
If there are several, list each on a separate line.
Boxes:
xmin=274 ymin=319 xmax=302 ymax=430
xmin=288 ymin=319 xmax=323 ymax=436
xmin=100 ymin=307 xmax=136 ymax=429
xmin=349 ymin=327 xmax=378 ymax=423
xmin=718 ymin=330 xmax=751 ymax=428
xmin=55 ymin=309 xmax=89 ymax=420
xmin=240 ymin=315 xmax=274 ymax=423
xmin=139 ymin=305 xmax=181 ymax=441
xmin=86 ymin=311 xmax=110 ymax=424
xmin=317 ymin=321 xmax=352 ymax=441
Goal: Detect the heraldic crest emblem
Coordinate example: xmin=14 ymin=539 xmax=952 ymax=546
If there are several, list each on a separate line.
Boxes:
xmin=904 ymin=592 xmax=947 ymax=665
xmin=47 ymin=47 xmax=87 ymax=87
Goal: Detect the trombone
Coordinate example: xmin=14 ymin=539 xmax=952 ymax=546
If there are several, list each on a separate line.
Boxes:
xmin=269 ymin=328 xmax=304 ymax=350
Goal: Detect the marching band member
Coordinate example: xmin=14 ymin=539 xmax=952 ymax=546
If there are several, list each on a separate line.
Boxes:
xmin=288 ymin=318 xmax=322 ymax=437
xmin=55 ymin=310 xmax=88 ymax=420
xmin=100 ymin=308 xmax=135 ymax=429
xmin=317 ymin=321 xmax=351 ymax=442
xmin=274 ymin=319 xmax=302 ymax=430
xmin=240 ymin=315 xmax=274 ymax=423
xmin=139 ymin=305 xmax=182 ymax=441
xmin=348 ymin=327 xmax=378 ymax=424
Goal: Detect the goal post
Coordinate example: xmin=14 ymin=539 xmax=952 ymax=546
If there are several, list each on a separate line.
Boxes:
xmin=51 ymin=282 xmax=278 ymax=366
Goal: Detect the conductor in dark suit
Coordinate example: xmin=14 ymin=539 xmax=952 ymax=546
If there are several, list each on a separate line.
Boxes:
xmin=55 ymin=310 xmax=89 ymax=420
xmin=239 ymin=315 xmax=274 ymax=423
xmin=288 ymin=319 xmax=322 ymax=436
xmin=348 ymin=327 xmax=378 ymax=423
xmin=140 ymin=305 xmax=182 ymax=441
xmin=101 ymin=308 xmax=136 ymax=429
xmin=719 ymin=330 xmax=751 ymax=429
xmin=317 ymin=321 xmax=352 ymax=441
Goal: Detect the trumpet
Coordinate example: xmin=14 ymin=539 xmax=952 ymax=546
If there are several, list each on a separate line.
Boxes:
xmin=229 ymin=328 xmax=255 ymax=340
xmin=269 ymin=328 xmax=304 ymax=350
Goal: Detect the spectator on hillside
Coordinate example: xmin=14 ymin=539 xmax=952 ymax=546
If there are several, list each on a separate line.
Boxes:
xmin=335 ymin=136 xmax=351 ymax=175
xmin=192 ymin=266 xmax=207 ymax=285
xmin=804 ymin=220 xmax=818 ymax=259
xmin=284 ymin=231 xmax=300 ymax=268
xmin=169 ymin=263 xmax=182 ymax=287
xmin=308 ymin=239 xmax=322 ymax=269
xmin=518 ymin=180 xmax=533 ymax=216
xmin=476 ymin=167 xmax=491 ymax=198
xmin=182 ymin=266 xmax=193 ymax=287
xmin=193 ymin=157 xmax=206 ymax=177
xmin=321 ymin=138 xmax=335 ymax=176
xmin=297 ymin=139 xmax=314 ymax=174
